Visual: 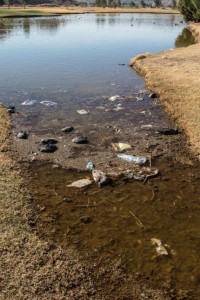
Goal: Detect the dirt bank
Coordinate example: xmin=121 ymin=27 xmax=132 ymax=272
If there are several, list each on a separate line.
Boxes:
xmin=130 ymin=23 xmax=200 ymax=160
xmin=0 ymin=6 xmax=179 ymax=18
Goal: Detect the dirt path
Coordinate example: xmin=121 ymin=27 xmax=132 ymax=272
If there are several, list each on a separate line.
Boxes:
xmin=130 ymin=23 xmax=200 ymax=160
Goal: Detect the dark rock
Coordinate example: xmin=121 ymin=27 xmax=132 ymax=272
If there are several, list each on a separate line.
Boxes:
xmin=72 ymin=136 xmax=88 ymax=144
xmin=149 ymin=93 xmax=158 ymax=99
xmin=7 ymin=106 xmax=15 ymax=114
xmin=41 ymin=138 xmax=58 ymax=145
xmin=80 ymin=215 xmax=91 ymax=224
xmin=40 ymin=145 xmax=58 ymax=153
xmin=17 ymin=131 xmax=28 ymax=139
xmin=61 ymin=126 xmax=74 ymax=133
xmin=158 ymin=128 xmax=180 ymax=135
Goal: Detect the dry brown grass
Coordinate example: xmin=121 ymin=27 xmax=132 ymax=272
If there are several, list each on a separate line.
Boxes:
xmin=0 ymin=6 xmax=179 ymax=18
xmin=130 ymin=24 xmax=200 ymax=160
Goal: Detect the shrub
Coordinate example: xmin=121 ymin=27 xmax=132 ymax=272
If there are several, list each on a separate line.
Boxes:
xmin=178 ymin=0 xmax=200 ymax=22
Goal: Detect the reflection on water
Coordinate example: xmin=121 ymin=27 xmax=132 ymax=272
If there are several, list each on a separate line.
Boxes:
xmin=175 ymin=27 xmax=196 ymax=47
xmin=0 ymin=13 xmax=187 ymax=113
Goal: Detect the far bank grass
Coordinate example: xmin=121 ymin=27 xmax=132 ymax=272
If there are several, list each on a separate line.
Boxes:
xmin=0 ymin=6 xmax=179 ymax=18
xmin=130 ymin=24 xmax=200 ymax=159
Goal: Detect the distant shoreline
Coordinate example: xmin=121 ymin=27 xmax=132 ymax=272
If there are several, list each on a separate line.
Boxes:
xmin=0 ymin=6 xmax=180 ymax=18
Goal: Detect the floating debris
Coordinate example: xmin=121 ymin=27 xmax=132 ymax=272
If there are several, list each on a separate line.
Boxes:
xmin=67 ymin=179 xmax=92 ymax=188
xmin=117 ymin=154 xmax=147 ymax=165
xmin=77 ymin=109 xmax=88 ymax=115
xmin=112 ymin=143 xmax=132 ymax=152
xmin=40 ymin=101 xmax=57 ymax=107
xmin=17 ymin=131 xmax=29 ymax=139
xmin=61 ymin=126 xmax=74 ymax=133
xmin=72 ymin=136 xmax=88 ymax=144
xmin=109 ymin=95 xmax=121 ymax=101
xmin=151 ymin=238 xmax=168 ymax=256
xmin=21 ymin=100 xmax=37 ymax=106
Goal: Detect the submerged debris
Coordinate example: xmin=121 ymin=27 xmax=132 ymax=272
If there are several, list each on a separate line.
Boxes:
xmin=40 ymin=101 xmax=57 ymax=107
xmin=80 ymin=215 xmax=92 ymax=223
xmin=112 ymin=143 xmax=132 ymax=152
xmin=61 ymin=126 xmax=74 ymax=133
xmin=158 ymin=128 xmax=180 ymax=135
xmin=77 ymin=109 xmax=88 ymax=115
xmin=109 ymin=95 xmax=121 ymax=101
xmin=86 ymin=161 xmax=112 ymax=187
xmin=17 ymin=131 xmax=29 ymax=139
xmin=21 ymin=100 xmax=37 ymax=106
xmin=72 ymin=136 xmax=88 ymax=144
xmin=151 ymin=238 xmax=168 ymax=256
xmin=67 ymin=179 xmax=92 ymax=188
xmin=6 ymin=105 xmax=15 ymax=114
xmin=117 ymin=154 xmax=147 ymax=165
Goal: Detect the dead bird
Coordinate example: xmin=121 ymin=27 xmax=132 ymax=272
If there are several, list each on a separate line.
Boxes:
xmin=86 ymin=162 xmax=111 ymax=187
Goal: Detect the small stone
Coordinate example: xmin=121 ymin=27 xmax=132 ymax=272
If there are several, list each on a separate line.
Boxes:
xmin=158 ymin=128 xmax=180 ymax=135
xmin=17 ymin=131 xmax=28 ymax=139
xmin=61 ymin=126 xmax=74 ymax=133
xmin=40 ymin=145 xmax=58 ymax=153
xmin=72 ymin=136 xmax=88 ymax=144
xmin=80 ymin=215 xmax=91 ymax=224
xmin=7 ymin=106 xmax=15 ymax=114
xmin=149 ymin=93 xmax=158 ymax=98
xmin=41 ymin=138 xmax=58 ymax=145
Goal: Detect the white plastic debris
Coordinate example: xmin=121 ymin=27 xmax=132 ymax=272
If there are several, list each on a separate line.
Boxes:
xmin=77 ymin=109 xmax=88 ymax=115
xmin=117 ymin=153 xmax=147 ymax=165
xmin=67 ymin=179 xmax=92 ymax=188
xmin=151 ymin=238 xmax=168 ymax=256
xmin=40 ymin=101 xmax=57 ymax=107
xmin=109 ymin=95 xmax=120 ymax=101
xmin=21 ymin=100 xmax=37 ymax=106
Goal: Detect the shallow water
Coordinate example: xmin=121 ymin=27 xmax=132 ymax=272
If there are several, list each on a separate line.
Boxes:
xmin=29 ymin=160 xmax=200 ymax=299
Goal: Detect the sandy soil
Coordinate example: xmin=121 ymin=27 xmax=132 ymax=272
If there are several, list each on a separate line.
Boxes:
xmin=130 ymin=23 xmax=200 ymax=160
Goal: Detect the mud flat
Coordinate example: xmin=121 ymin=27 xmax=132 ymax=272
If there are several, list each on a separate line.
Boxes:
xmin=130 ymin=23 xmax=200 ymax=160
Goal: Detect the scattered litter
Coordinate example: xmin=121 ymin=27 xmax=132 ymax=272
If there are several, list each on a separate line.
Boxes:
xmin=124 ymin=167 xmax=159 ymax=181
xmin=77 ymin=109 xmax=88 ymax=115
xmin=112 ymin=143 xmax=132 ymax=152
xmin=41 ymin=138 xmax=58 ymax=145
xmin=86 ymin=161 xmax=111 ymax=187
xmin=109 ymin=95 xmax=120 ymax=101
xmin=40 ymin=144 xmax=58 ymax=153
xmin=21 ymin=100 xmax=37 ymax=106
xmin=72 ymin=136 xmax=88 ymax=144
xmin=151 ymin=238 xmax=168 ymax=256
xmin=40 ymin=101 xmax=57 ymax=107
xmin=117 ymin=154 xmax=147 ymax=165
xmin=62 ymin=126 xmax=74 ymax=133
xmin=67 ymin=179 xmax=92 ymax=188
xmin=136 ymin=96 xmax=144 ymax=101
xmin=158 ymin=128 xmax=180 ymax=135
xmin=141 ymin=124 xmax=153 ymax=129
xmin=149 ymin=93 xmax=158 ymax=99
xmin=17 ymin=131 xmax=28 ymax=139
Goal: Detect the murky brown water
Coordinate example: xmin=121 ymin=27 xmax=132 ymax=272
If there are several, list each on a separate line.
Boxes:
xmin=28 ymin=158 xmax=200 ymax=299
